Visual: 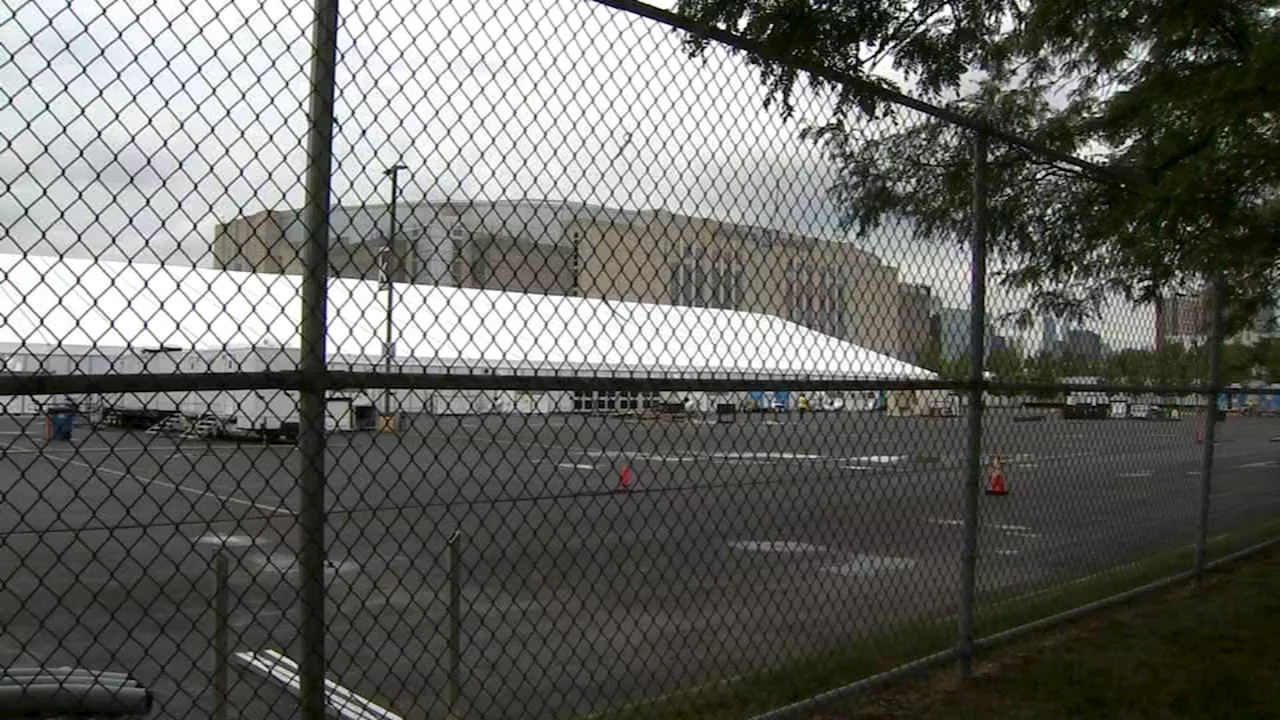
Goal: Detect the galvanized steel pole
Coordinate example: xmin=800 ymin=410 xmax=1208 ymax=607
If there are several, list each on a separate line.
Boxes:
xmin=447 ymin=530 xmax=463 ymax=720
xmin=297 ymin=0 xmax=340 ymax=714
xmin=957 ymin=130 xmax=989 ymax=680
xmin=212 ymin=553 xmax=229 ymax=720
xmin=1193 ymin=274 xmax=1226 ymax=580
xmin=382 ymin=164 xmax=407 ymax=422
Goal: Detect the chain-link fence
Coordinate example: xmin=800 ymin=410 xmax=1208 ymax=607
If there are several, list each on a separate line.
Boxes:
xmin=2 ymin=0 xmax=1278 ymax=718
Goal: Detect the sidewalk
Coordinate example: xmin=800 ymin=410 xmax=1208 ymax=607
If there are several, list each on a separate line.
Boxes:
xmin=818 ymin=545 xmax=1280 ymax=720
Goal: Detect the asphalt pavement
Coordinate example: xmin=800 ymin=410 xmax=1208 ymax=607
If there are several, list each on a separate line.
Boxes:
xmin=0 ymin=409 xmax=1276 ymax=719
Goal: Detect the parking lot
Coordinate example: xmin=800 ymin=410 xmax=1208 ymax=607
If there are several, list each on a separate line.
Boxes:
xmin=1 ymin=409 xmax=1277 ymax=719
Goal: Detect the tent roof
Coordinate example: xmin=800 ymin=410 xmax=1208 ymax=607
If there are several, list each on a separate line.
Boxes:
xmin=0 ymin=254 xmax=935 ymax=382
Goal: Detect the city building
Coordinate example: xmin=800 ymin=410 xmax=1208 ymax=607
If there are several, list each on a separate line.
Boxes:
xmin=1156 ymin=291 xmax=1278 ymax=349
xmin=897 ymin=284 xmax=935 ymax=367
xmin=212 ymin=200 xmax=609 ymax=293
xmin=937 ymin=307 xmax=970 ymax=362
xmin=567 ymin=209 xmax=919 ymax=358
xmin=1041 ymin=316 xmax=1060 ymax=355
xmin=213 ymin=199 xmax=933 ymax=360
xmin=1064 ymin=328 xmax=1105 ymax=364
xmin=935 ymin=307 xmax=1006 ymax=363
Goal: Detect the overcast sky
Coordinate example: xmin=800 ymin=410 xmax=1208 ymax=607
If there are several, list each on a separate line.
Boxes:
xmin=1 ymin=0 xmax=1153 ymax=350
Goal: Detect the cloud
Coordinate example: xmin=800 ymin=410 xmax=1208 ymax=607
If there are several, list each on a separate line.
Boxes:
xmin=0 ymin=0 xmax=1153 ymax=349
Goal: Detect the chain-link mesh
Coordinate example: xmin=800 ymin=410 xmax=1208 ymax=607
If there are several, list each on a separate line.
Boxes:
xmin=2 ymin=0 xmax=1278 ymax=719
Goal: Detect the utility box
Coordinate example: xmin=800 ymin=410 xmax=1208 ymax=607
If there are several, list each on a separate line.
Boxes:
xmin=44 ymin=405 xmax=75 ymax=441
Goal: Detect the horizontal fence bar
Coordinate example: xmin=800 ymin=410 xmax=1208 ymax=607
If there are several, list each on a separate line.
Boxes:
xmin=0 ymin=372 xmax=317 ymax=397
xmin=330 ymin=371 xmax=961 ymax=394
xmin=744 ymin=648 xmax=958 ymax=720
xmin=975 ymin=533 xmax=1280 ymax=657
xmin=984 ymin=380 xmax=1234 ymax=396
xmin=746 ymin=536 xmax=1280 ymax=720
xmin=1202 ymin=535 xmax=1280 ymax=572
xmin=973 ymin=570 xmax=1194 ymax=654
xmin=589 ymin=0 xmax=1137 ymax=189
xmin=0 ymin=370 xmax=1252 ymax=398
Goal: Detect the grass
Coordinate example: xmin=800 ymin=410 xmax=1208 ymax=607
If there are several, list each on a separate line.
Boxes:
xmin=583 ymin=518 xmax=1280 ymax=720
xmin=817 ymin=543 xmax=1280 ymax=720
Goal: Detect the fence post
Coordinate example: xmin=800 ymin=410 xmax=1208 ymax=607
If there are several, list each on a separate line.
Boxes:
xmin=1193 ymin=274 xmax=1226 ymax=581
xmin=957 ymin=129 xmax=989 ymax=680
xmin=297 ymin=0 xmax=341 ymax=714
xmin=447 ymin=531 xmax=463 ymax=720
xmin=212 ymin=553 xmax=229 ymax=720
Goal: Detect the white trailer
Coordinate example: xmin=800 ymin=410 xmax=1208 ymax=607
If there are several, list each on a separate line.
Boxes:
xmin=233 ymin=389 xmax=357 ymax=437
xmin=0 ymin=344 xmax=115 ymax=416
xmin=223 ymin=349 xmax=378 ymax=437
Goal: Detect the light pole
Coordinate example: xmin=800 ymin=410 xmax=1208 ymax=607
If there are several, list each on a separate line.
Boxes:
xmin=382 ymin=164 xmax=408 ymax=427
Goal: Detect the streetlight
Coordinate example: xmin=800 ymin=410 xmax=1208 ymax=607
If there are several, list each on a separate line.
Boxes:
xmin=381 ymin=163 xmax=408 ymax=428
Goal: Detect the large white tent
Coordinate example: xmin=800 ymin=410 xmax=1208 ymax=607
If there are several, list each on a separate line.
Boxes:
xmin=0 ymin=253 xmax=934 ymax=382
xmin=0 ymin=253 xmax=939 ymax=423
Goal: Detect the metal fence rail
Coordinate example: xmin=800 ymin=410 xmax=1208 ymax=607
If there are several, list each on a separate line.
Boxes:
xmin=2 ymin=0 xmax=1277 ymax=719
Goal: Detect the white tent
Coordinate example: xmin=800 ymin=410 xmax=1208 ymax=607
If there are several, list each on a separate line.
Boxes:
xmin=0 ymin=253 xmax=935 ymax=383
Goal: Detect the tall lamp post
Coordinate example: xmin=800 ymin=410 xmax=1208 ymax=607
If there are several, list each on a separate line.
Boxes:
xmin=382 ymin=164 xmax=408 ymax=428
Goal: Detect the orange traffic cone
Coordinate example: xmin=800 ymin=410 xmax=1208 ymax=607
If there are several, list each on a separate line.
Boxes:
xmin=617 ymin=465 xmax=633 ymax=493
xmin=985 ymin=455 xmax=1009 ymax=496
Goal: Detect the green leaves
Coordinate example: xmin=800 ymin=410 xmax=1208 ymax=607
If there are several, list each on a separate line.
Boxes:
xmin=675 ymin=0 xmax=1280 ymax=321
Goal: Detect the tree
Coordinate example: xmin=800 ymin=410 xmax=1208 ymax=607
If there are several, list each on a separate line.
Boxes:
xmin=675 ymin=0 xmax=1280 ymax=322
xmin=1023 ymin=352 xmax=1060 ymax=399
xmin=1267 ymin=339 xmax=1280 ymax=383
xmin=987 ymin=347 xmax=1024 ymax=382
xmin=1221 ymin=342 xmax=1259 ymax=384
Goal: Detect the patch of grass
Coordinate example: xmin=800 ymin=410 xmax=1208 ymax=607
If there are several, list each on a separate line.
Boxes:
xmin=581 ymin=519 xmax=1280 ymax=720
xmin=818 ymin=544 xmax=1280 ymax=720
xmin=588 ymin=619 xmax=957 ymax=720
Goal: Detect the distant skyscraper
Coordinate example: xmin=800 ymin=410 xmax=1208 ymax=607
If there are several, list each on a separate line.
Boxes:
xmin=938 ymin=307 xmax=970 ymax=362
xmin=1041 ymin=316 xmax=1059 ymax=355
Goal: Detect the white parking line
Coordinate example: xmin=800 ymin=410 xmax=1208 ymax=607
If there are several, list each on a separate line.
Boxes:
xmin=842 ymin=455 xmax=907 ymax=464
xmin=556 ymin=462 xmax=596 ymax=470
xmin=42 ymin=455 xmax=293 ymax=516
xmin=6 ymin=443 xmax=248 ymax=457
xmin=728 ymin=540 xmax=828 ymax=553
xmin=1238 ymin=461 xmax=1278 ymax=469
xmin=930 ymin=519 xmax=1039 ymax=537
xmin=234 ymin=649 xmax=403 ymax=720
xmin=1118 ymin=471 xmax=1154 ymax=478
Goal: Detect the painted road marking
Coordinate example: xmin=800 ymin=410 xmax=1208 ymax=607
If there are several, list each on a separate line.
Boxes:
xmin=820 ymin=554 xmax=916 ymax=577
xmin=995 ymin=549 xmax=1020 ymax=556
xmin=1118 ymin=471 xmax=1154 ymax=478
xmin=196 ymin=534 xmax=260 ymax=548
xmin=710 ymin=451 xmax=825 ymax=460
xmin=234 ymin=649 xmax=403 ymax=720
xmin=8 ymin=443 xmax=248 ymax=457
xmin=931 ymin=519 xmax=1039 ymax=537
xmin=556 ymin=462 xmax=596 ymax=470
xmin=1238 ymin=461 xmax=1278 ymax=469
xmin=728 ymin=540 xmax=828 ymax=553
xmin=843 ymin=455 xmax=907 ymax=464
xmin=42 ymin=455 xmax=293 ymax=516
